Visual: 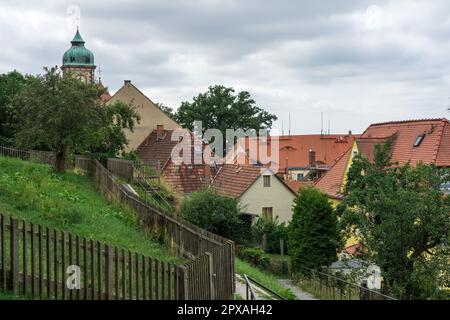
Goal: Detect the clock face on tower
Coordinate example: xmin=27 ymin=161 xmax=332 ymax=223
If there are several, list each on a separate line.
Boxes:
xmin=77 ymin=74 xmax=87 ymax=84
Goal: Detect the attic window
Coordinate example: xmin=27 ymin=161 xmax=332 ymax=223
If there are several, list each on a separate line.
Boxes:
xmin=413 ymin=134 xmax=425 ymax=147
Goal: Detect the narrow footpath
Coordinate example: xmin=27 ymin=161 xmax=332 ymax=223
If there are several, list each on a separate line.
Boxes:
xmin=277 ymin=279 xmax=318 ymax=300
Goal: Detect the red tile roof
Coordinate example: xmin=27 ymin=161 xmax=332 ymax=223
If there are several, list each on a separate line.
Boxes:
xmin=210 ymin=163 xmax=297 ymax=198
xmin=315 ymin=118 xmax=450 ymax=199
xmin=210 ymin=164 xmax=263 ymax=198
xmin=136 ymin=128 xmax=215 ymax=194
xmin=231 ymin=134 xmax=358 ymax=173
xmin=315 ymin=146 xmax=352 ymax=199
xmin=285 ymin=180 xmax=313 ymax=193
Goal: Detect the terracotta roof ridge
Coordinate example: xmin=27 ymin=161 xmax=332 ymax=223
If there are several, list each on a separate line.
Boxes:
xmin=433 ymin=119 xmax=448 ymax=163
xmin=210 ymin=164 xmax=225 ymax=186
xmin=314 ymin=144 xmax=353 ymax=187
xmin=369 ymin=118 xmax=448 ymax=127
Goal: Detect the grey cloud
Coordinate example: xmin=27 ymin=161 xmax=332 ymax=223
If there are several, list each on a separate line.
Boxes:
xmin=1 ymin=0 xmax=450 ymax=135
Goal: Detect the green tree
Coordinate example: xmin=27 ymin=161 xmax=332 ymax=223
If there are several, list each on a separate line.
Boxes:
xmin=12 ymin=67 xmax=139 ymax=173
xmin=338 ymin=142 xmax=450 ymax=299
xmin=175 ymin=85 xmax=277 ymax=154
xmin=180 ymin=189 xmax=243 ymax=241
xmin=0 ymin=70 xmax=29 ymax=145
xmin=288 ymin=187 xmax=341 ymax=274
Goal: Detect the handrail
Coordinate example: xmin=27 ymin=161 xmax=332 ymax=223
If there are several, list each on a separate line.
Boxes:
xmin=132 ymin=164 xmax=173 ymax=212
xmin=243 ymin=275 xmax=257 ymax=300
xmin=295 ymin=265 xmax=396 ymax=300
xmin=244 ymin=274 xmax=288 ymax=300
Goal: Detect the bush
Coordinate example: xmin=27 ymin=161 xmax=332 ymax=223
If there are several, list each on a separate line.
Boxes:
xmin=180 ymin=189 xmax=244 ymax=242
xmin=237 ymin=247 xmax=271 ymax=270
xmin=252 ymin=217 xmax=288 ymax=254
xmin=288 ymin=187 xmax=341 ymax=275
xmin=237 ymin=246 xmax=290 ymax=276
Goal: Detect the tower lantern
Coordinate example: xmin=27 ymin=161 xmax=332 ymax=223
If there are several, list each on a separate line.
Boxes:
xmin=62 ymin=28 xmax=96 ymax=83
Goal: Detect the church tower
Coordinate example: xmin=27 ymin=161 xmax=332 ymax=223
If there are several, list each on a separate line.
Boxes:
xmin=62 ymin=28 xmax=96 ymax=84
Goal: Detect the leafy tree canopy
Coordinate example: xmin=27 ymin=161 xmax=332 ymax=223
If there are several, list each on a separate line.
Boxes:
xmin=175 ymin=85 xmax=277 ymax=155
xmin=12 ymin=67 xmax=139 ymax=172
xmin=338 ymin=142 xmax=450 ymax=299
xmin=0 ymin=70 xmax=30 ymax=145
xmin=288 ymin=187 xmax=341 ymax=274
xmin=180 ymin=188 xmax=243 ymax=241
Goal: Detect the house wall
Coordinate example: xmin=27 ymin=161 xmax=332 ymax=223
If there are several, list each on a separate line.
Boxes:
xmin=108 ymin=81 xmax=180 ymax=152
xmin=341 ymin=141 xmax=359 ymax=193
xmin=239 ymin=175 xmax=296 ymax=224
xmin=288 ymin=169 xmax=311 ymax=181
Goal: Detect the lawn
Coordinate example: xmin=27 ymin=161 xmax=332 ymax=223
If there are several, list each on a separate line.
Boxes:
xmin=0 ymin=290 xmax=27 ymax=300
xmin=235 ymin=258 xmax=296 ymax=300
xmin=0 ymin=156 xmax=180 ymax=263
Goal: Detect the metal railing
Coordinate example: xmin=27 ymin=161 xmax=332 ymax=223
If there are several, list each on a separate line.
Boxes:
xmin=243 ymin=274 xmax=287 ymax=301
xmin=294 ymin=265 xmax=395 ymax=300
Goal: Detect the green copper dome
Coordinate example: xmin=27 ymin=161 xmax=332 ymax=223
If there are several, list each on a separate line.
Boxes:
xmin=62 ymin=29 xmax=95 ymax=67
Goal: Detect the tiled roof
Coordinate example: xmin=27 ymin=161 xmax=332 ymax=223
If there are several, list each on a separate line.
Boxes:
xmin=137 ymin=128 xmax=215 ymax=194
xmin=315 ymin=118 xmax=450 ymax=198
xmin=163 ymin=162 xmax=211 ymax=194
xmin=137 ymin=129 xmax=179 ymax=168
xmin=230 ymin=134 xmax=358 ymax=173
xmin=285 ymin=180 xmax=313 ymax=193
xmin=210 ymin=164 xmax=263 ymax=198
xmin=315 ymin=146 xmax=352 ymax=199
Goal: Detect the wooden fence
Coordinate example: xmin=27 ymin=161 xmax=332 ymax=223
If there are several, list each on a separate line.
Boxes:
xmin=0 ymin=146 xmax=235 ymax=300
xmin=107 ymin=158 xmax=134 ymax=181
xmin=89 ymin=159 xmax=235 ymax=300
xmin=0 ymin=214 xmax=183 ymax=300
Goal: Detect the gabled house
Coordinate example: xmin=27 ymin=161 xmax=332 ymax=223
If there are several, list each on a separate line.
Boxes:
xmin=210 ymin=164 xmax=297 ymax=223
xmin=108 ymin=80 xmax=181 ymax=152
xmin=230 ymin=134 xmax=358 ymax=182
xmin=315 ymin=118 xmax=450 ymax=201
xmin=137 ymin=126 xmax=215 ymax=195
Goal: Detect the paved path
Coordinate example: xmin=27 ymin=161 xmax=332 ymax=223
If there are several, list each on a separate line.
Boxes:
xmin=278 ymin=279 xmax=318 ymax=300
xmin=234 ymin=274 xmax=276 ymax=300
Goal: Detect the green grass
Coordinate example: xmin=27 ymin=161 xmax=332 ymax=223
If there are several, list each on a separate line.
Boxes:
xmin=117 ymin=176 xmax=174 ymax=213
xmin=0 ymin=156 xmax=180 ymax=263
xmin=0 ymin=290 xmax=27 ymax=300
xmin=235 ymin=258 xmax=296 ymax=300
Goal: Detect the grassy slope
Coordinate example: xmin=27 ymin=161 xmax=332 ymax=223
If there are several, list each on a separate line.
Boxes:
xmin=0 ymin=156 xmax=179 ymax=263
xmin=235 ymin=258 xmax=296 ymax=300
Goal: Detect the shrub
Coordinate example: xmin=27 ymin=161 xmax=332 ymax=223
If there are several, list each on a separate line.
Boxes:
xmin=237 ymin=247 xmax=270 ymax=270
xmin=252 ymin=217 xmax=288 ymax=254
xmin=180 ymin=189 xmax=244 ymax=242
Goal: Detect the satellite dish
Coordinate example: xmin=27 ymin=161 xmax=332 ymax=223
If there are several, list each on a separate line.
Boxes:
xmin=366 ymin=265 xmax=381 ymax=290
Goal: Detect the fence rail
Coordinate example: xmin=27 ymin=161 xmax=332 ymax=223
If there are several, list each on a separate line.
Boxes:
xmin=0 ymin=214 xmax=182 ymax=300
xmin=0 ymin=146 xmax=235 ymax=300
xmin=295 ymin=265 xmax=395 ymax=300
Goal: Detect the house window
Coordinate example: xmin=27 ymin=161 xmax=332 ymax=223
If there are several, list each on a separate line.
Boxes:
xmin=413 ymin=134 xmax=425 ymax=147
xmin=297 ymin=173 xmax=304 ymax=181
xmin=263 ymin=175 xmax=271 ymax=187
xmin=262 ymin=207 xmax=273 ymax=220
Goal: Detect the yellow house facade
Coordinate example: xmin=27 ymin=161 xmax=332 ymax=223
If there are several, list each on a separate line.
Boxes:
xmin=108 ymin=80 xmax=180 ymax=152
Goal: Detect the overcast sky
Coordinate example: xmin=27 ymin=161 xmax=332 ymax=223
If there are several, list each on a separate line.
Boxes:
xmin=1 ymin=0 xmax=450 ymax=134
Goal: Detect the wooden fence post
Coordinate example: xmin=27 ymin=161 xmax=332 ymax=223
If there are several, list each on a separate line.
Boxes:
xmin=106 ymin=244 xmax=113 ymax=300
xmin=10 ymin=217 xmax=19 ymax=295
xmin=205 ymin=252 xmax=215 ymax=300
xmin=182 ymin=266 xmax=189 ymax=300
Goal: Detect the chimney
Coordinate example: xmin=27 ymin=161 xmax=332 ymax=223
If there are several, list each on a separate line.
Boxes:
xmin=348 ymin=130 xmax=352 ymax=136
xmin=156 ymin=125 xmax=164 ymax=136
xmin=285 ymin=157 xmax=289 ymax=180
xmin=124 ymin=80 xmax=131 ymax=85
xmin=309 ymin=149 xmax=316 ymax=166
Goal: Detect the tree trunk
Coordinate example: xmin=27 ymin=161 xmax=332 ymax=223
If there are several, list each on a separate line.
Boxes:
xmin=56 ymin=145 xmax=68 ymax=173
